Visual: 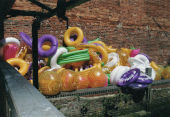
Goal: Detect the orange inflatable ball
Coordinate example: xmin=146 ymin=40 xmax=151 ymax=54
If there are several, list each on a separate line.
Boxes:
xmin=155 ymin=70 xmax=162 ymax=80
xmin=88 ymin=68 xmax=107 ymax=88
xmin=75 ymin=73 xmax=89 ymax=89
xmin=117 ymin=48 xmax=130 ymax=66
xmin=39 ymin=71 xmax=61 ymax=95
xmin=59 ymin=69 xmax=77 ymax=91
xmin=162 ymin=66 xmax=170 ymax=79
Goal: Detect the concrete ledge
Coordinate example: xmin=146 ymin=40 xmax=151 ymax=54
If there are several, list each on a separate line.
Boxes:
xmin=0 ymin=59 xmax=65 ymax=117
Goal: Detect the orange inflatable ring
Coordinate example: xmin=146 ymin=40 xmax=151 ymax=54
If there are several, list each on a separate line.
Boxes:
xmin=76 ymin=44 xmax=108 ymax=64
xmin=38 ymin=66 xmax=50 ymax=75
xmin=88 ymin=49 xmax=101 ymax=64
xmin=7 ymin=58 xmax=29 ymax=76
xmin=64 ymin=27 xmax=84 ymax=46
xmin=150 ymin=61 xmax=160 ymax=71
xmin=90 ymin=41 xmax=117 ymax=53
xmin=75 ymin=63 xmax=102 ymax=77
xmin=16 ymin=45 xmax=28 ymax=59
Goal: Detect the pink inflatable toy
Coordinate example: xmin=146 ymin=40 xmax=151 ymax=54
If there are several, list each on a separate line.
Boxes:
xmin=104 ymin=76 xmax=108 ymax=87
xmin=130 ymin=49 xmax=140 ymax=57
xmin=3 ymin=43 xmax=19 ymax=60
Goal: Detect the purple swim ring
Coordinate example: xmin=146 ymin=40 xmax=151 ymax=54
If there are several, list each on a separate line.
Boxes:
xmin=136 ymin=74 xmax=153 ymax=84
xmin=139 ymin=53 xmax=151 ymax=62
xmin=128 ymin=83 xmax=148 ymax=89
xmin=38 ymin=34 xmax=58 ymax=57
xmin=117 ymin=68 xmax=140 ymax=86
xmin=19 ymin=32 xmax=32 ymax=47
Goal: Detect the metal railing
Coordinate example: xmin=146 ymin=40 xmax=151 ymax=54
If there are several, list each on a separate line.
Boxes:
xmin=0 ymin=58 xmax=65 ymax=117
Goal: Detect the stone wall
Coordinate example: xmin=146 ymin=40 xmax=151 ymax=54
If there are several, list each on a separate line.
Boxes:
xmin=48 ymin=82 xmax=170 ymax=117
xmin=4 ymin=0 xmax=170 ymax=65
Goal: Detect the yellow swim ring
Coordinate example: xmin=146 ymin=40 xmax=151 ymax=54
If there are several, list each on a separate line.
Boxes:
xmin=7 ymin=58 xmax=29 ymax=76
xmin=64 ymin=27 xmax=84 ymax=46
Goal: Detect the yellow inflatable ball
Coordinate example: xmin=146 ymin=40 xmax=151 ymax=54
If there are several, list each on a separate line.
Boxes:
xmin=162 ymin=66 xmax=170 ymax=79
xmin=39 ymin=70 xmax=61 ymax=95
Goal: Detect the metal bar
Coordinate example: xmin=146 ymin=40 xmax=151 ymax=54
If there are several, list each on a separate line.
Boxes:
xmin=8 ymin=7 xmax=57 ymax=20
xmin=32 ymin=18 xmax=40 ymax=89
xmin=46 ymin=85 xmax=119 ymax=98
xmin=152 ymin=79 xmax=170 ymax=86
xmin=28 ymin=0 xmax=53 ymax=12
xmin=8 ymin=9 xmax=46 ymax=17
xmin=145 ymin=68 xmax=152 ymax=112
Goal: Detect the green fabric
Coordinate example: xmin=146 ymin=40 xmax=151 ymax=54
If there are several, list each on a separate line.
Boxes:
xmin=106 ymin=74 xmax=110 ymax=84
xmin=88 ymin=38 xmax=101 ymax=43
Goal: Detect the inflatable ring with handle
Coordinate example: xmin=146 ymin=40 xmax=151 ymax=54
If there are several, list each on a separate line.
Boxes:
xmin=76 ymin=44 xmax=108 ymax=64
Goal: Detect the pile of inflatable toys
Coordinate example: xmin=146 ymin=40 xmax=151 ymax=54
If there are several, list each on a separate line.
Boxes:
xmin=2 ymin=27 xmax=170 ymax=95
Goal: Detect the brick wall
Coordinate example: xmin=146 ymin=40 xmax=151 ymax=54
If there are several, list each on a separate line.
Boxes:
xmin=4 ymin=0 xmax=170 ymax=65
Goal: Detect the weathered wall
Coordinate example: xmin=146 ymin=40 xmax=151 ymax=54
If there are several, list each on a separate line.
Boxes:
xmin=4 ymin=0 xmax=170 ymax=65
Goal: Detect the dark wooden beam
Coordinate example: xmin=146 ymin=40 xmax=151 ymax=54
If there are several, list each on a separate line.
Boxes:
xmin=0 ymin=0 xmax=15 ymax=40
xmin=0 ymin=0 xmax=15 ymax=18
xmin=28 ymin=0 xmax=53 ymax=12
xmin=8 ymin=9 xmax=46 ymax=17
xmin=8 ymin=8 xmax=57 ymax=20
xmin=7 ymin=0 xmax=91 ymax=19
xmin=66 ymin=0 xmax=90 ymax=10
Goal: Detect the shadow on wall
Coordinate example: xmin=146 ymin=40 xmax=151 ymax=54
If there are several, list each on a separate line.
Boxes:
xmin=144 ymin=0 xmax=170 ymax=19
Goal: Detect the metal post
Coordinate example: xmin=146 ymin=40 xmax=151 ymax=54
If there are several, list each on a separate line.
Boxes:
xmin=0 ymin=19 xmax=4 ymax=40
xmin=146 ymin=68 xmax=152 ymax=112
xmin=32 ymin=17 xmax=40 ymax=89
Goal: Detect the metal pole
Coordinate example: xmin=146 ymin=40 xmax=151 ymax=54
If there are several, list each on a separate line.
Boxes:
xmin=0 ymin=19 xmax=4 ymax=40
xmin=32 ymin=17 xmax=40 ymax=89
xmin=146 ymin=68 xmax=152 ymax=112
